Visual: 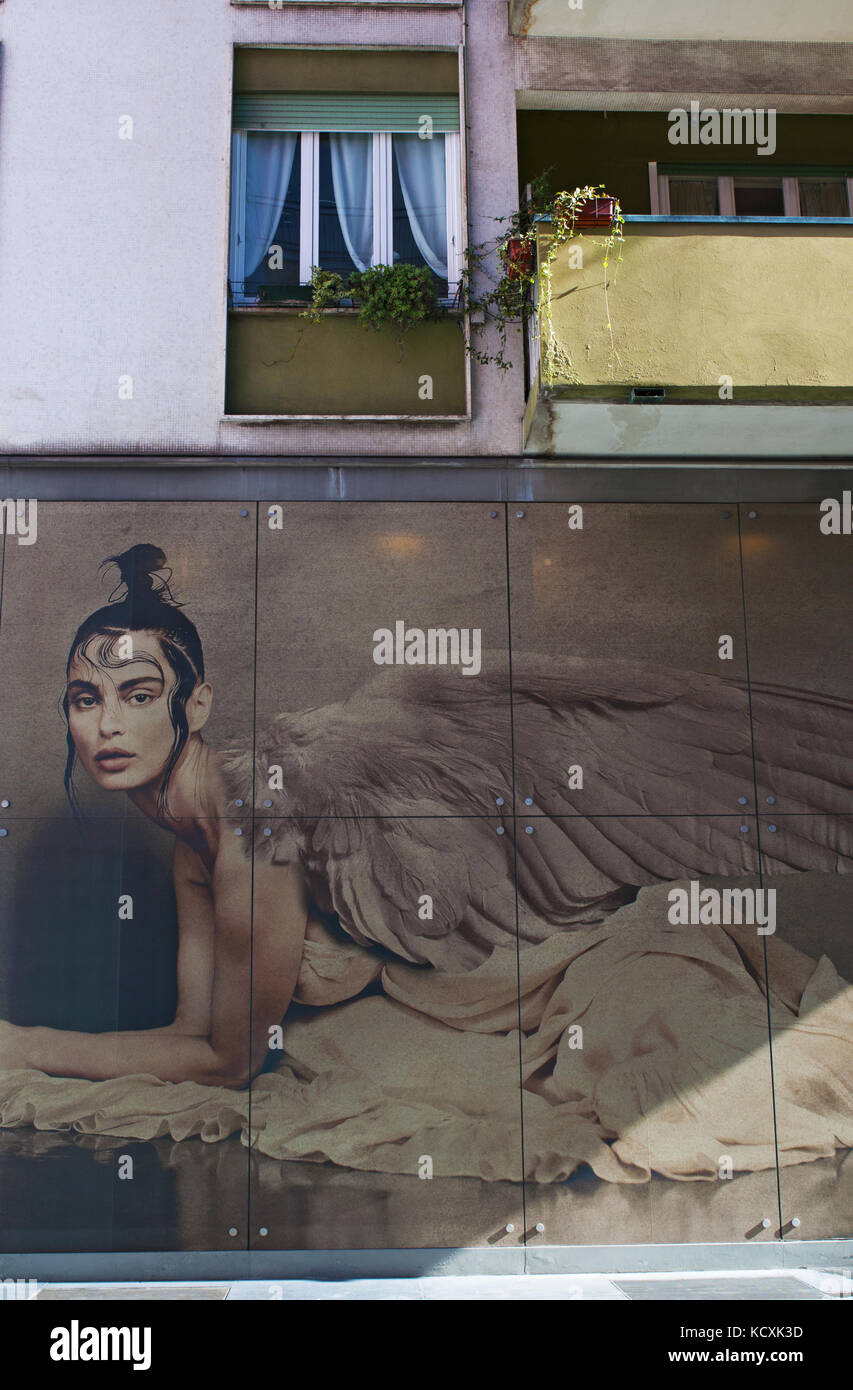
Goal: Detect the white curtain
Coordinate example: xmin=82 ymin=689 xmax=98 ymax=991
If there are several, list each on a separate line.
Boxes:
xmin=330 ymin=133 xmax=373 ymax=272
xmin=244 ymin=132 xmax=298 ymax=280
xmin=394 ymin=134 xmax=447 ymax=278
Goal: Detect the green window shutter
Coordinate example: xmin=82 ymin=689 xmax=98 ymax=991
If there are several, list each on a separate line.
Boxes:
xmin=233 ymin=92 xmax=460 ymax=132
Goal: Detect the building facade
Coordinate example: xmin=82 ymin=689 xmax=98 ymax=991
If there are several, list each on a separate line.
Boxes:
xmin=0 ymin=0 xmax=851 ymax=1278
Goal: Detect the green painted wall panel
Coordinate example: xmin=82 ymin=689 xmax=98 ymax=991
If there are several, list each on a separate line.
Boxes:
xmin=226 ymin=313 xmax=467 ymax=416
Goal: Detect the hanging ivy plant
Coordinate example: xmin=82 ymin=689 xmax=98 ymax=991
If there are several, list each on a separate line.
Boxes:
xmin=459 ymin=173 xmax=625 ymax=372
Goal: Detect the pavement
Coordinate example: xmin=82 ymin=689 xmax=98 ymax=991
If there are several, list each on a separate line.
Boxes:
xmin=20 ymin=1268 xmax=852 ymax=1300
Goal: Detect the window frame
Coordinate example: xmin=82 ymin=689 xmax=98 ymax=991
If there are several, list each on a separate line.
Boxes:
xmin=650 ymin=165 xmax=853 ymax=218
xmin=229 ymin=127 xmax=464 ymax=306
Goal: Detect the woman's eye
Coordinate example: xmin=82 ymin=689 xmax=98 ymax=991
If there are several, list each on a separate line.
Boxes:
xmin=75 ymin=696 xmax=97 ymax=709
xmin=130 ymin=692 xmax=153 ymax=705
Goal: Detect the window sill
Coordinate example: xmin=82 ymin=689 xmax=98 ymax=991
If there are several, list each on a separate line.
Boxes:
xmin=230 ymin=304 xmax=463 ymax=314
xmin=220 ymin=413 xmax=470 ymax=422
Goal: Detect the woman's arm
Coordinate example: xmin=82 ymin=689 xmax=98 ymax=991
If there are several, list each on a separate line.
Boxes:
xmin=3 ymin=839 xmax=310 ymax=1088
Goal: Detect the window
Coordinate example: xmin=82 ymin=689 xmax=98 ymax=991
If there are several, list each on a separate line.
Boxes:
xmin=652 ymin=168 xmax=853 ymax=217
xmin=229 ymin=94 xmax=464 ymax=305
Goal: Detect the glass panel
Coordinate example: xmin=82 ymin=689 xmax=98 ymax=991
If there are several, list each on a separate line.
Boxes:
xmin=507 ymin=504 xmax=753 ymax=816
xmin=798 ymin=178 xmax=849 ymax=217
xmin=0 ymin=504 xmax=258 ymax=1253
xmin=733 ymin=178 xmax=785 ymax=216
xmin=244 ymin=134 xmax=301 ymax=294
xmin=668 ymin=177 xmax=719 ymax=215
xmin=248 ymin=816 xmax=525 ymax=1251
xmin=253 ymin=502 xmax=513 ymax=817
xmin=520 ymin=817 xmax=782 ymax=1247
xmin=741 ymin=503 xmax=853 ymax=1241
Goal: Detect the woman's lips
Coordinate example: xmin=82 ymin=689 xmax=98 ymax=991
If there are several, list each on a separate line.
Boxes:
xmin=95 ymin=750 xmax=135 ymax=771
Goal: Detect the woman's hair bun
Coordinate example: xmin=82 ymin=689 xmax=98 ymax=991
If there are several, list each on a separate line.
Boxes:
xmin=100 ymin=544 xmax=178 ymax=605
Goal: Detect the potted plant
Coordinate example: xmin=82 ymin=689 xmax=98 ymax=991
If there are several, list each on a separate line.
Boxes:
xmin=302 ymin=261 xmax=441 ymax=341
xmin=566 ymin=193 xmax=616 ymax=229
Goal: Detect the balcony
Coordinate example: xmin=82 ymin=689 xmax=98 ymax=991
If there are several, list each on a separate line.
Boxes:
xmin=225 ymin=310 xmax=468 ymax=420
xmin=524 ymin=216 xmax=853 ymax=455
xmin=509 ymin=0 xmax=853 ymax=40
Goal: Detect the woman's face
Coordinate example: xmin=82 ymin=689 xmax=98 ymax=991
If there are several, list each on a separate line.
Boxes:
xmin=66 ymin=630 xmax=191 ymax=793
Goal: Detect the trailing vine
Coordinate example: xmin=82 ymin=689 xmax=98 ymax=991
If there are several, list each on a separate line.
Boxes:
xmin=459 ymin=173 xmax=625 ymax=374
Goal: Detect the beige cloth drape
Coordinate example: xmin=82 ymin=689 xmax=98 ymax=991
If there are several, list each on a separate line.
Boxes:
xmin=1 ymin=881 xmax=851 ymax=1183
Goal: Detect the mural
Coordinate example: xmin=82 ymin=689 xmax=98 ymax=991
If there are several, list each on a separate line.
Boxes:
xmin=0 ymin=501 xmax=850 ymax=1252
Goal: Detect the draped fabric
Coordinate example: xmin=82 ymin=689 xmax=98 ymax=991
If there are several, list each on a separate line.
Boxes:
xmin=244 ymin=132 xmax=298 ymax=280
xmin=2 ymin=883 xmax=852 ymax=1184
xmin=329 ymin=133 xmax=374 ymax=273
xmin=394 ymin=134 xmax=448 ymax=278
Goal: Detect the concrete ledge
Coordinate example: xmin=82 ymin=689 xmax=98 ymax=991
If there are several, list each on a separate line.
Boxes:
xmin=1 ymin=1241 xmax=851 ymax=1282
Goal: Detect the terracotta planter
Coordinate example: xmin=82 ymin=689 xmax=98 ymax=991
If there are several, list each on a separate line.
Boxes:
xmin=570 ymin=196 xmax=616 ymax=229
xmin=504 ymin=236 xmax=534 ymax=280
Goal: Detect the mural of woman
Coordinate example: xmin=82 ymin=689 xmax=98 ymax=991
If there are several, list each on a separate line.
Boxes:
xmin=0 ymin=540 xmax=851 ymax=1186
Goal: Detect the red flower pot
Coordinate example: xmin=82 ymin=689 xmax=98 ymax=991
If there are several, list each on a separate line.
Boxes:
xmin=504 ymin=236 xmax=534 ymax=280
xmin=570 ymin=196 xmax=616 ymax=229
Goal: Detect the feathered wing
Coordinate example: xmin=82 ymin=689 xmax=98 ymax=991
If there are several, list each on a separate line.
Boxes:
xmin=222 ymin=654 xmax=853 ymax=971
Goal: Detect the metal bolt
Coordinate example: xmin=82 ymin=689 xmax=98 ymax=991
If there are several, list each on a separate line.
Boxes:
xmin=791 ymin=1217 xmax=801 ymax=1228
xmin=228 ymin=1227 xmax=238 ymax=1237
xmin=263 ymin=828 xmax=272 ymax=837
xmin=748 ymin=510 xmax=758 ymax=519
xmin=766 ymin=796 xmax=776 ymax=805
xmin=239 ymin=509 xmax=249 ymax=518
xmin=496 ymin=826 xmax=505 ymax=835
xmin=495 ymin=797 xmax=504 ymax=806
xmin=762 ymin=1218 xmax=772 ymax=1229
xmin=525 ymin=825 xmax=534 ymax=834
xmin=740 ymin=825 xmax=748 ymax=833
xmin=263 ymin=799 xmax=273 ymax=807
xmin=516 ymin=510 xmax=525 ymax=519
xmin=489 ymin=510 xmax=498 ymax=519
xmin=234 ymin=828 xmax=243 ymax=836
xmin=0 ymin=829 xmax=7 ymax=838
xmin=722 ymin=511 xmax=732 ymax=519
xmin=505 ymin=1223 xmax=515 ymax=1234
xmin=259 ymin=1227 xmax=269 ymax=1237
xmin=768 ymin=824 xmax=777 ymax=833
xmin=738 ymin=796 xmax=747 ymax=805
xmin=235 ymin=799 xmax=244 ymax=807
xmin=535 ymin=1222 xmax=545 ymax=1233
xmin=0 ymin=799 xmax=8 ymax=808
xmin=524 ymin=797 xmax=533 ymax=806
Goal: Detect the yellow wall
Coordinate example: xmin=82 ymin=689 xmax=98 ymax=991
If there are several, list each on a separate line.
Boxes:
xmin=538 ymin=223 xmax=853 ymax=397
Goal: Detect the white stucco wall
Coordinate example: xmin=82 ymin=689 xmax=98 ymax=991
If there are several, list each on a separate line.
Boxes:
xmin=0 ymin=0 xmax=525 ymax=455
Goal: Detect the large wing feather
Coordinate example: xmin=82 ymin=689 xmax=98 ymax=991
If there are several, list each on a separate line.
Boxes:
xmin=222 ymin=654 xmax=853 ymax=969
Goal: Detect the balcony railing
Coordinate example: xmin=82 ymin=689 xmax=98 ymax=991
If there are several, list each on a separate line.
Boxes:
xmin=527 ymin=215 xmax=853 ymax=423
